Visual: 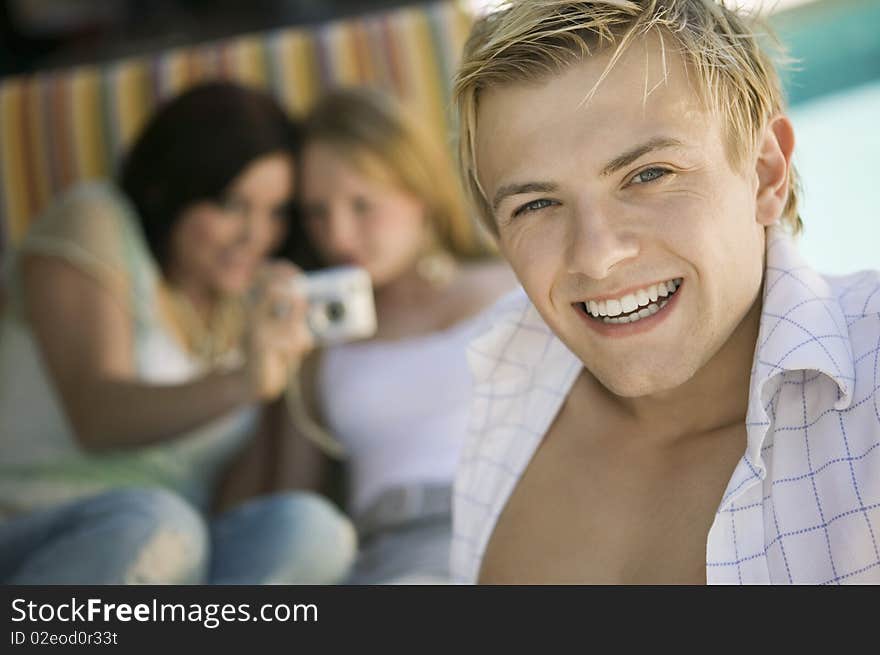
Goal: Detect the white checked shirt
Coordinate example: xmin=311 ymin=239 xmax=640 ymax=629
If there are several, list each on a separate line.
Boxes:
xmin=452 ymin=228 xmax=880 ymax=584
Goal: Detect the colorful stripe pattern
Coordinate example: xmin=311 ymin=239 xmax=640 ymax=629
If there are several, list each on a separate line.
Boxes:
xmin=0 ymin=1 xmax=474 ymax=263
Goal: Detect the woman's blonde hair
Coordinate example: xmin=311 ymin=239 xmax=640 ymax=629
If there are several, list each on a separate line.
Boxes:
xmin=454 ymin=0 xmax=801 ymax=236
xmin=301 ymin=87 xmax=493 ymax=260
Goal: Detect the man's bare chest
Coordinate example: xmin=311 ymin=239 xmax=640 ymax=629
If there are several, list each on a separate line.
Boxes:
xmin=478 ymin=396 xmax=746 ymax=584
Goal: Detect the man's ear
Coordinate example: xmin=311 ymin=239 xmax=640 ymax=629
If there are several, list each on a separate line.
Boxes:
xmin=754 ymin=114 xmax=795 ymax=227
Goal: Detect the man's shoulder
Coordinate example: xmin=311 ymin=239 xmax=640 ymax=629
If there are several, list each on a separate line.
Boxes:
xmin=760 ymin=234 xmax=880 ymax=410
xmin=454 ymin=285 xmax=582 ymax=583
xmin=465 ymin=285 xmax=559 ymax=385
xmin=463 ymin=283 xmax=581 ymax=443
xmin=465 ymin=285 xmax=531 ymax=360
xmin=825 ymin=268 xmax=880 ymax=326
xmin=828 ymin=268 xmax=880 ymax=403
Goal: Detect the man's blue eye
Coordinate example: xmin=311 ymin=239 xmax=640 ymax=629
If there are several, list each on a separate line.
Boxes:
xmin=513 ymin=198 xmax=555 ymax=217
xmin=632 ymin=167 xmax=668 ymax=184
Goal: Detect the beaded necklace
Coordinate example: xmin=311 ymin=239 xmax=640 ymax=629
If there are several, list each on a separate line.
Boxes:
xmin=159 ymin=283 xmax=245 ymax=367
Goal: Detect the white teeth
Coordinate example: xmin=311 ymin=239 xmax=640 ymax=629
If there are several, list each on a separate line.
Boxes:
xmin=587 ymin=278 xmax=681 ymax=325
xmin=598 ymin=300 xmax=668 ymax=325
xmin=602 ymin=307 xmax=652 ymax=325
xmin=620 ymin=294 xmax=638 ymax=313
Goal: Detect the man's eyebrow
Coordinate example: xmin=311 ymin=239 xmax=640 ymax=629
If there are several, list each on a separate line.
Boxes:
xmin=492 ymin=182 xmax=558 ymax=212
xmin=599 ymin=137 xmax=685 ymax=177
xmin=490 ymin=137 xmax=686 ymax=211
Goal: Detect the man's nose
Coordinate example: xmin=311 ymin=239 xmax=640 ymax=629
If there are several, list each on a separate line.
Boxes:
xmin=566 ymin=201 xmax=640 ymax=280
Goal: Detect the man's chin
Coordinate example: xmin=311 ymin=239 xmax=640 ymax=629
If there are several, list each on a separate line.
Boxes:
xmin=586 ymin=362 xmax=694 ymax=400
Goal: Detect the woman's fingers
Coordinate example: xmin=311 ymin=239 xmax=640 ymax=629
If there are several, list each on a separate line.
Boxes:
xmin=261 ymin=279 xmax=310 ymax=340
xmin=244 ymin=260 xmax=314 ymax=401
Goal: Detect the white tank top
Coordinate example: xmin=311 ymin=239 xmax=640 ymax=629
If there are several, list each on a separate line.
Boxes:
xmin=318 ymin=313 xmax=486 ymax=514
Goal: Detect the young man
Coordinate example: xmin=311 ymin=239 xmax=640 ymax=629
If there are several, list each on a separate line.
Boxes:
xmin=451 ymin=0 xmax=880 ymax=584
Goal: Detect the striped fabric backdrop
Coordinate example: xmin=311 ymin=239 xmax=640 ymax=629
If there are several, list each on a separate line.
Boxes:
xmin=0 ymin=1 xmax=474 ymax=264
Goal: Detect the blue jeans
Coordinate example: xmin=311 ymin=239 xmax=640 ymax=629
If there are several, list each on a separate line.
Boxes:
xmin=346 ymin=516 xmax=452 ymax=585
xmin=0 ymin=487 xmax=357 ymax=584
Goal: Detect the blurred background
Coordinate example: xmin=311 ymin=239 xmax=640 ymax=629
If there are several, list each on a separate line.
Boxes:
xmin=769 ymin=0 xmax=880 ymax=276
xmin=1 ymin=0 xmax=878 ymax=275
xmin=0 ymin=1 xmax=417 ymax=77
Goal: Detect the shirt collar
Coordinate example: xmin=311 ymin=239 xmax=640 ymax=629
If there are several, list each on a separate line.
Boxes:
xmin=751 ymin=227 xmax=854 ymax=407
xmin=742 ymin=226 xmax=855 ymax=471
xmin=467 ymin=287 xmax=556 ymax=386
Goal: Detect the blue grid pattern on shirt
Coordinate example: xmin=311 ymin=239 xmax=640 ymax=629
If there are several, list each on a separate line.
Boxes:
xmin=705 ymin=236 xmax=880 ymax=584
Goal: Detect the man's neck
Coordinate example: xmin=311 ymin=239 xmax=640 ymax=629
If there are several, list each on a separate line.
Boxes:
xmin=592 ymin=292 xmax=763 ymax=444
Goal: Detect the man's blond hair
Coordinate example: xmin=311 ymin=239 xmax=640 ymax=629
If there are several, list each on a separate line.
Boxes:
xmin=454 ymin=0 xmax=801 ymax=236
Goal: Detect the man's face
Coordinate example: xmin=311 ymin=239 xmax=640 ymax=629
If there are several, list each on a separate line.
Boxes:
xmin=476 ymin=38 xmax=769 ymax=398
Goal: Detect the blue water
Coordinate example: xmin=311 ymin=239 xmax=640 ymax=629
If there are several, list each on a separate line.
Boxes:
xmin=789 ymin=79 xmax=880 ymax=275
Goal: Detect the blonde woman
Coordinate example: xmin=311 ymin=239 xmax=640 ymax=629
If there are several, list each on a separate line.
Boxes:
xmin=292 ymin=88 xmax=516 ymax=584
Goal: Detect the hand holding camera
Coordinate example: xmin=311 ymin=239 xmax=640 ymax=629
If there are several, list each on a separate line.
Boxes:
xmin=294 ymin=266 xmax=377 ymax=346
xmin=244 ymin=261 xmax=314 ymax=401
xmin=243 ymin=262 xmax=377 ymax=402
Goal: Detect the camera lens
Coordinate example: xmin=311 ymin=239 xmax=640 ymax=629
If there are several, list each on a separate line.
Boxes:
xmin=326 ymin=301 xmax=346 ymax=322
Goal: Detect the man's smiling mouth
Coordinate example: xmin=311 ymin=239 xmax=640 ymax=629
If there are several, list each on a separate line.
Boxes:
xmin=575 ymin=278 xmax=683 ymax=325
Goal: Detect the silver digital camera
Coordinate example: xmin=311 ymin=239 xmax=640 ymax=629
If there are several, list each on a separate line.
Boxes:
xmin=295 ymin=266 xmax=377 ymax=345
